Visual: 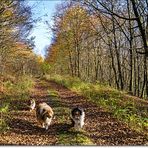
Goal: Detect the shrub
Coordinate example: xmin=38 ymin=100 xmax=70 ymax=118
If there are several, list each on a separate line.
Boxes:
xmin=0 ymin=103 xmax=9 ymax=132
xmin=3 ymin=75 xmax=34 ymax=100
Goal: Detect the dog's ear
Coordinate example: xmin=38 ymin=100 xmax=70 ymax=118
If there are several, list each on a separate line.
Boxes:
xmin=80 ymin=107 xmax=85 ymax=112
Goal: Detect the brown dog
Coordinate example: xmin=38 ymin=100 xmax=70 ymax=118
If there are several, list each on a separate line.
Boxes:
xmin=36 ymin=102 xmax=54 ymax=130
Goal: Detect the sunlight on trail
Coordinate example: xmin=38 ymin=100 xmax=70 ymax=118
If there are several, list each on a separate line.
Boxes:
xmin=47 ymin=89 xmax=95 ymax=145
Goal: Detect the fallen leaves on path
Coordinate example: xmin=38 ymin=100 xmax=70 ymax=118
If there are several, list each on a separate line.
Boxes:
xmin=0 ymin=79 xmax=147 ymax=145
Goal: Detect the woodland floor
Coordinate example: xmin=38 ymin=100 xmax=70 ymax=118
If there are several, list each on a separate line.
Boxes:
xmin=0 ymin=79 xmax=148 ymax=145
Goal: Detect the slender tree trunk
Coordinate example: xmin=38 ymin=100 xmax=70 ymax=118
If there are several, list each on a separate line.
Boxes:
xmin=94 ymin=53 xmax=99 ymax=82
xmin=133 ymin=54 xmax=137 ymax=96
xmin=111 ymin=14 xmax=124 ymax=90
xmin=68 ymin=50 xmax=74 ymax=77
xmin=127 ymin=0 xmax=133 ymax=92
xmin=77 ymin=48 xmax=80 ymax=78
xmin=140 ymin=56 xmax=147 ymax=97
xmin=137 ymin=58 xmax=140 ymax=96
xmin=109 ymin=42 xmax=120 ymax=89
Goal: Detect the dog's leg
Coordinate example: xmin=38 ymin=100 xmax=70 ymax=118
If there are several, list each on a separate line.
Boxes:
xmin=71 ymin=118 xmax=75 ymax=127
xmin=80 ymin=121 xmax=84 ymax=128
xmin=42 ymin=123 xmax=45 ymax=128
xmin=45 ymin=125 xmax=49 ymax=130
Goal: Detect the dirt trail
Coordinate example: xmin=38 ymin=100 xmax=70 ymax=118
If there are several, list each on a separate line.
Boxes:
xmin=49 ymin=80 xmax=148 ymax=146
xmin=0 ymin=79 xmax=147 ymax=145
xmin=0 ymin=80 xmax=59 ymax=145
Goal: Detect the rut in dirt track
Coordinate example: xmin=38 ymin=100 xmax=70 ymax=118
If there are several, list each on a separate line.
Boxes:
xmin=0 ymin=79 xmax=147 ymax=145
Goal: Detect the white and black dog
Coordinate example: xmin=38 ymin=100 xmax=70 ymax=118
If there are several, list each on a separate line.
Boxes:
xmin=71 ymin=107 xmax=85 ymax=130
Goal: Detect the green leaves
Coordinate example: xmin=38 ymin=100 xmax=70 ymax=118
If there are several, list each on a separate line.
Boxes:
xmin=0 ymin=103 xmax=9 ymax=113
xmin=0 ymin=103 xmax=9 ymax=132
xmin=41 ymin=62 xmax=51 ymax=75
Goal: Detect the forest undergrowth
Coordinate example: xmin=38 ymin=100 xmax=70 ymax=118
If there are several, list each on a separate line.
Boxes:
xmin=49 ymin=75 xmax=148 ymax=137
xmin=0 ymin=75 xmax=35 ymax=132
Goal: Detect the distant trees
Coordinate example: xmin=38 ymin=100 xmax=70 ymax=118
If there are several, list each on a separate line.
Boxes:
xmin=0 ymin=0 xmax=43 ymax=79
xmin=46 ymin=1 xmax=148 ymax=98
xmin=46 ymin=3 xmax=97 ymax=79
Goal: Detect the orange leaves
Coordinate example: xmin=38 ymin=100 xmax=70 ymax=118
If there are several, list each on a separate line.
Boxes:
xmin=37 ymin=56 xmax=44 ymax=64
xmin=46 ymin=42 xmax=59 ymax=64
xmin=12 ymin=42 xmax=33 ymax=58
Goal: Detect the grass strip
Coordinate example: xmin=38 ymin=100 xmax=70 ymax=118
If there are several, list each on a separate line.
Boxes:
xmin=47 ymin=89 xmax=95 ymax=145
xmin=48 ymin=75 xmax=148 ymax=136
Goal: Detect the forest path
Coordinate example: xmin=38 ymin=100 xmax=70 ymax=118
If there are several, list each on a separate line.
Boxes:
xmin=49 ymin=80 xmax=148 ymax=146
xmin=0 ymin=79 xmax=147 ymax=145
xmin=0 ymin=79 xmax=59 ymax=145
